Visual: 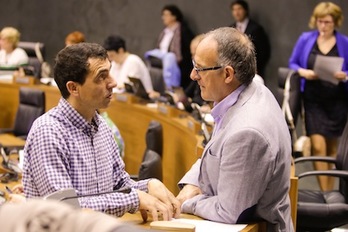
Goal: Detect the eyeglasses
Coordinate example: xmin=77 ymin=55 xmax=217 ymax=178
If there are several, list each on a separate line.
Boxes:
xmin=316 ymin=19 xmax=334 ymax=25
xmin=192 ymin=60 xmax=222 ymax=77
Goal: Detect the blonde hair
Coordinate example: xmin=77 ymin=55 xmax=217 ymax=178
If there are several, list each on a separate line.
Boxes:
xmin=0 ymin=27 xmax=21 ymax=47
xmin=309 ymin=2 xmax=343 ymax=29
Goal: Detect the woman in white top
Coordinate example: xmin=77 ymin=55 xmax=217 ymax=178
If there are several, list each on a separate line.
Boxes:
xmin=103 ymin=35 xmax=159 ymax=99
xmin=0 ymin=27 xmax=29 ymax=68
xmin=145 ymin=5 xmax=194 ymax=89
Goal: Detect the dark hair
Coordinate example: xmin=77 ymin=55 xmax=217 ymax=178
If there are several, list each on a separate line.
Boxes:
xmin=206 ymin=27 xmax=256 ymax=85
xmin=103 ymin=35 xmax=126 ymax=52
xmin=54 ymin=42 xmax=108 ymax=99
xmin=162 ymin=5 xmax=183 ymax=22
xmin=230 ymin=0 xmax=249 ymax=16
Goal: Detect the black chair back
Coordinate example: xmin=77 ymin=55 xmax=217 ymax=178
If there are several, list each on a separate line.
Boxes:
xmin=138 ymin=150 xmax=162 ymax=181
xmin=276 ymin=67 xmax=302 ymax=127
xmin=18 ymin=42 xmax=45 ymax=78
xmin=13 ymin=87 xmax=45 ymax=138
xmin=149 ymin=67 xmax=166 ymax=95
xmin=145 ymin=120 xmax=163 ymax=157
xmin=138 ymin=120 xmax=163 ymax=181
xmin=336 ymin=115 xmax=348 ymax=202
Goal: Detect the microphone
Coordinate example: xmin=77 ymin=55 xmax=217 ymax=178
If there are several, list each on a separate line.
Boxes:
xmin=191 ymin=103 xmax=212 ymax=146
xmin=44 ymin=187 xmax=132 ymax=208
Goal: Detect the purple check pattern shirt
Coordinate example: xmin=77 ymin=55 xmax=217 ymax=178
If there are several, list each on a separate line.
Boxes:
xmin=23 ymin=98 xmax=149 ymax=216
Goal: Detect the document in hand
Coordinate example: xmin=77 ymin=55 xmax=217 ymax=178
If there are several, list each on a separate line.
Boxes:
xmin=313 ymin=55 xmax=344 ymax=85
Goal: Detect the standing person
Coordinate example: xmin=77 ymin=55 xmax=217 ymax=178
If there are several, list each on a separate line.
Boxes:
xmin=289 ymin=2 xmax=348 ymax=191
xmin=177 ymin=27 xmax=293 ymax=231
xmin=145 ymin=4 xmax=194 ymax=89
xmin=22 ymin=43 xmax=180 ymax=221
xmin=230 ymin=0 xmax=270 ymax=78
xmin=0 ymin=27 xmax=29 ymax=68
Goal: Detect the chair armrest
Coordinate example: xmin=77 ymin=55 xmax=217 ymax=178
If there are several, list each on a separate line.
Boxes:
xmin=294 ymin=156 xmax=337 ymax=165
xmin=0 ymin=128 xmax=14 ymax=134
xmin=298 ymin=170 xmax=348 ymax=179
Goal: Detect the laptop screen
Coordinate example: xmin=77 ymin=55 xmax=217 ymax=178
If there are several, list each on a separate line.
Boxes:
xmin=128 ymin=77 xmax=150 ymax=100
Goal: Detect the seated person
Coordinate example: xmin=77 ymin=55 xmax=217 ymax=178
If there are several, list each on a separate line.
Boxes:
xmin=22 ymin=43 xmax=180 ymax=221
xmin=99 ymin=110 xmax=125 ymax=158
xmin=176 ymin=27 xmax=293 ymax=231
xmin=0 ymin=27 xmax=29 ymax=68
xmin=184 ymin=34 xmax=205 ymax=106
xmin=65 ymin=31 xmax=86 ymax=46
xmin=145 ymin=5 xmax=194 ymax=89
xmin=103 ymin=35 xmax=159 ymax=99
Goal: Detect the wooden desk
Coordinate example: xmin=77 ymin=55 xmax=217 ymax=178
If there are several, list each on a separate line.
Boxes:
xmin=119 ymin=213 xmax=265 ymax=232
xmin=108 ymin=99 xmax=200 ymax=194
xmin=0 ymin=134 xmax=26 ymax=147
xmin=0 ymin=82 xmax=61 ymax=128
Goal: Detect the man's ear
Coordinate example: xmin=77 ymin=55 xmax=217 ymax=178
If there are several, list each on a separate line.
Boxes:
xmin=224 ymin=66 xmax=235 ymax=84
xmin=66 ymin=81 xmax=79 ymax=96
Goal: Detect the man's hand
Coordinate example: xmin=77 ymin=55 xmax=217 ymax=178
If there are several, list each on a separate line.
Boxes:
xmin=11 ymin=184 xmax=24 ymax=194
xmin=136 ymin=189 xmax=171 ymax=222
xmin=176 ymin=184 xmax=202 ymax=205
xmin=147 ymin=179 xmax=181 ymax=219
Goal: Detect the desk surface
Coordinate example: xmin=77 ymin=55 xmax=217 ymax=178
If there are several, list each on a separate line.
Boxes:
xmin=119 ymin=213 xmax=265 ymax=232
xmin=0 ymin=134 xmax=26 ymax=147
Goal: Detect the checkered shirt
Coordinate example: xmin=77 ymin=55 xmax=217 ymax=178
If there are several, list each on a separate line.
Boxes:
xmin=23 ymin=98 xmax=149 ymax=216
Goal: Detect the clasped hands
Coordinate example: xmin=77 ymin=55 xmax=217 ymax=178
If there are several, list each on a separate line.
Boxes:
xmin=137 ymin=179 xmax=202 ymax=222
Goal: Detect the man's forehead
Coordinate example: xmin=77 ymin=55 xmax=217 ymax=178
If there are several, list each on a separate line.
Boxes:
xmin=195 ymin=36 xmax=218 ymax=64
xmin=88 ymin=58 xmax=110 ymax=71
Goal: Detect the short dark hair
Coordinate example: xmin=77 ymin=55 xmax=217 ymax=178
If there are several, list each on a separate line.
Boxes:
xmin=162 ymin=5 xmax=183 ymax=22
xmin=103 ymin=35 xmax=126 ymax=52
xmin=206 ymin=27 xmax=256 ymax=85
xmin=54 ymin=42 xmax=108 ymax=99
xmin=230 ymin=0 xmax=249 ymax=16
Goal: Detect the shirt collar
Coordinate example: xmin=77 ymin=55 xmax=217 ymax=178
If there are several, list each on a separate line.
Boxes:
xmin=211 ymin=84 xmax=246 ymax=125
xmin=236 ymin=18 xmax=249 ymax=31
xmin=58 ymin=98 xmax=100 ymax=137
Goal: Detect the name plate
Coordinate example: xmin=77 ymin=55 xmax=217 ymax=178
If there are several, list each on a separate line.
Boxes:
xmin=14 ymin=76 xmax=37 ymax=85
xmin=187 ymin=119 xmax=201 ymax=134
xmin=115 ymin=93 xmax=138 ymax=103
xmin=157 ymin=104 xmax=181 ymax=117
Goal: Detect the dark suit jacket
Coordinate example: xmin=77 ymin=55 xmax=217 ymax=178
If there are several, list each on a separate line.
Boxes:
xmin=231 ymin=19 xmax=270 ymax=78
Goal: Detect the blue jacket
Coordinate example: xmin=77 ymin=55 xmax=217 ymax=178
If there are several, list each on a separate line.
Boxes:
xmin=289 ymin=30 xmax=348 ymax=75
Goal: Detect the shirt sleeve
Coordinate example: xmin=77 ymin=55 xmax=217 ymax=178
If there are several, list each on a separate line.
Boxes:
xmin=23 ymin=123 xmax=149 ymax=216
xmin=181 ymin=129 xmax=275 ymax=223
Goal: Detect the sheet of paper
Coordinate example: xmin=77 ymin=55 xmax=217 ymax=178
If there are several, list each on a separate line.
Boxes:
xmin=172 ymin=218 xmax=247 ymax=232
xmin=313 ymin=55 xmax=344 ymax=85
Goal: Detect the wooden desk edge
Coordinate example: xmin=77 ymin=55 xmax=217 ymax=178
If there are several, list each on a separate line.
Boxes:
xmin=119 ymin=213 xmax=265 ymax=232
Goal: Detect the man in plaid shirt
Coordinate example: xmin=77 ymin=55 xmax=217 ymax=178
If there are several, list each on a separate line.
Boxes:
xmin=23 ymin=42 xmax=180 ymax=221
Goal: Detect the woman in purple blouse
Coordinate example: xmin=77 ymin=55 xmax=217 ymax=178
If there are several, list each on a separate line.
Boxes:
xmin=289 ymin=2 xmax=348 ymax=191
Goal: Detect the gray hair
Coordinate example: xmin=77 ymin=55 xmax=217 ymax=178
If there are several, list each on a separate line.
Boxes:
xmin=205 ymin=27 xmax=256 ymax=85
